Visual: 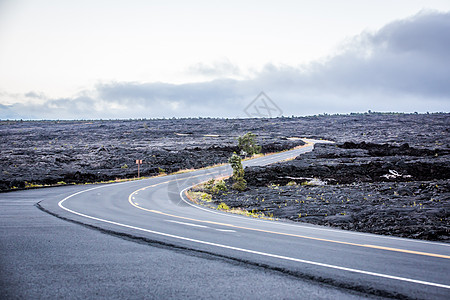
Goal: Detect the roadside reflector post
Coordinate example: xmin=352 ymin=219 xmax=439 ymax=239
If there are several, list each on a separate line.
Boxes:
xmin=136 ymin=160 xmax=143 ymax=178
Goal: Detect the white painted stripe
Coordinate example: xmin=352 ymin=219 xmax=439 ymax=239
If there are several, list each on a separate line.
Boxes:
xmin=179 ymin=186 xmax=450 ymax=248
xmin=0 ymin=200 xmax=38 ymax=203
xmin=0 ymin=203 xmax=34 ymax=206
xmin=215 ymin=229 xmax=236 ymax=233
xmin=58 ymin=187 xmax=450 ymax=289
xmin=179 ymin=178 xmax=450 ymax=248
xmin=166 ymin=220 xmax=209 ymax=228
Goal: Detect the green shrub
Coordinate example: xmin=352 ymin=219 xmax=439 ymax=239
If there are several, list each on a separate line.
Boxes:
xmin=204 ymin=178 xmax=215 ymax=191
xmin=214 ymin=180 xmax=228 ymax=192
xmin=237 ymin=132 xmax=261 ymax=156
xmin=205 ymin=179 xmax=228 ymax=194
xmin=229 ymin=153 xmax=244 ymax=181
xmin=232 ymin=180 xmax=247 ymax=191
xmin=228 ymin=153 xmax=247 ymax=191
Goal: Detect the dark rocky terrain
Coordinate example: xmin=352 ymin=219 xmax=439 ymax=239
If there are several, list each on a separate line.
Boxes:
xmin=0 ymin=118 xmax=303 ymax=191
xmin=212 ymin=142 xmax=449 ymax=242
xmin=1 ymin=113 xmax=449 ymax=242
xmin=201 ymin=113 xmax=450 ymax=242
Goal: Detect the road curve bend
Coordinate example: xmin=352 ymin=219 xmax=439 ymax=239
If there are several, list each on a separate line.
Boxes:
xmin=39 ymin=139 xmax=450 ymax=299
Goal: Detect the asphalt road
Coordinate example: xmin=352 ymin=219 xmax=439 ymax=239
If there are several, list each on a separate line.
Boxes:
xmin=2 ymin=140 xmax=449 ymax=299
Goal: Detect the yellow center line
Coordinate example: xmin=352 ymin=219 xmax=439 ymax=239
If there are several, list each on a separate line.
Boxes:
xmin=128 ymin=146 xmax=449 ymax=260
xmin=128 ymin=181 xmax=450 ymax=260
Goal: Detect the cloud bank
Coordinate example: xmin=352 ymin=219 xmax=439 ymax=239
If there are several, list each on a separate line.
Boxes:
xmin=1 ymin=11 xmax=449 ymax=119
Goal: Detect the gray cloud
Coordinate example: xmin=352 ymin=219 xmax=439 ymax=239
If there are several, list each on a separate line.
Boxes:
xmin=24 ymin=91 xmax=46 ymax=99
xmin=94 ymin=79 xmax=250 ymax=117
xmin=1 ymin=11 xmax=449 ymax=119
xmin=369 ymin=10 xmax=450 ymax=58
xmin=318 ymin=10 xmax=450 ymax=98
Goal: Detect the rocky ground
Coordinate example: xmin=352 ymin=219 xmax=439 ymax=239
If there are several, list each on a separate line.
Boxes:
xmin=209 ymin=140 xmax=450 ymax=242
xmin=1 ymin=113 xmax=449 ymax=242
xmin=0 ymin=118 xmax=304 ymax=191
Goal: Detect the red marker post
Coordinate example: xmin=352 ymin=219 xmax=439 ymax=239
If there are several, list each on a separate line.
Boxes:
xmin=136 ymin=160 xmax=143 ymax=178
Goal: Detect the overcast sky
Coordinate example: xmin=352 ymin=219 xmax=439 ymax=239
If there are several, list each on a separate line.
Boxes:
xmin=1 ymin=0 xmax=449 ymax=119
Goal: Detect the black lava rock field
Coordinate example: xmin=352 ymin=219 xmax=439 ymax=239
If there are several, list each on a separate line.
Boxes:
xmin=1 ymin=113 xmax=449 ymax=242
xmin=207 ymin=113 xmax=450 ymax=242
xmin=0 ymin=117 xmax=303 ymax=191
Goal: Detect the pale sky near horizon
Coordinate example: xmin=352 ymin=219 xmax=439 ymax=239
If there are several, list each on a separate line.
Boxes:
xmin=1 ymin=0 xmax=449 ymax=119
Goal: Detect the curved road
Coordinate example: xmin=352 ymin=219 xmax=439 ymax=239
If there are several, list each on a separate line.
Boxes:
xmin=4 ymin=140 xmax=450 ymax=299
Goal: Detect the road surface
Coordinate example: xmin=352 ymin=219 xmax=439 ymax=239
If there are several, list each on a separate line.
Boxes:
xmin=2 ymin=140 xmax=449 ymax=299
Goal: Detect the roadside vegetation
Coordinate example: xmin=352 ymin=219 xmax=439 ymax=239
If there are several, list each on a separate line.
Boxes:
xmin=186 ymin=132 xmax=276 ymax=220
xmin=238 ymin=132 xmax=261 ymax=157
xmin=186 ymin=179 xmax=275 ymax=220
xmin=228 ymin=153 xmax=247 ymax=191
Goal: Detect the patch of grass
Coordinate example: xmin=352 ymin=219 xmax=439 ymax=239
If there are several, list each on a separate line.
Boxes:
xmin=24 ymin=182 xmax=44 ymax=188
xmin=188 ymin=191 xmax=213 ymax=203
xmin=217 ymin=202 xmax=230 ymax=210
xmin=227 ymin=207 xmax=276 ymax=220
xmin=268 ymin=183 xmax=280 ymax=189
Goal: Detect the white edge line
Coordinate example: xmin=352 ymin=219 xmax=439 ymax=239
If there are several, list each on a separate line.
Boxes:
xmin=179 ymin=186 xmax=450 ymax=248
xmin=178 ymin=147 xmax=450 ymax=248
xmin=58 ymin=186 xmax=450 ymax=290
xmin=166 ymin=220 xmax=209 ymax=228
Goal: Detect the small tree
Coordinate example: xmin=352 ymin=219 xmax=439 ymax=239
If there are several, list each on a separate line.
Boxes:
xmin=228 ymin=153 xmax=247 ymax=191
xmin=238 ymin=132 xmax=261 ymax=157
